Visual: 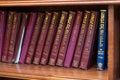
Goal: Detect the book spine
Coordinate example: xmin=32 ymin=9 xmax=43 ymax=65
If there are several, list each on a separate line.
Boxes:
xmin=34 ymin=12 xmax=52 ymax=65
xmin=71 ymin=11 xmax=91 ymax=67
xmin=97 ymin=10 xmax=107 ymax=70
xmin=19 ymin=13 xmax=37 ymax=64
xmin=38 ymin=12 xmax=60 ymax=65
xmin=55 ymin=11 xmax=76 ymax=67
xmin=0 ymin=11 xmax=6 ymax=61
xmin=13 ymin=13 xmax=28 ymax=63
xmin=7 ymin=13 xmax=21 ymax=63
xmin=47 ymin=11 xmax=68 ymax=65
xmin=25 ymin=13 xmax=44 ymax=64
xmin=80 ymin=11 xmax=98 ymax=69
xmin=15 ymin=27 xmax=26 ymax=64
xmin=2 ymin=12 xmax=14 ymax=62
xmin=63 ymin=11 xmax=83 ymax=68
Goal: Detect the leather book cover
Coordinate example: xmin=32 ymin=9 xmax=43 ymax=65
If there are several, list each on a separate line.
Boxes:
xmin=13 ymin=13 xmax=28 ymax=63
xmin=47 ymin=11 xmax=68 ymax=65
xmin=19 ymin=13 xmax=37 ymax=64
xmin=0 ymin=11 xmax=7 ymax=61
xmin=62 ymin=11 xmax=83 ymax=67
xmin=7 ymin=12 xmax=21 ymax=63
xmin=2 ymin=12 xmax=14 ymax=62
xmin=97 ymin=10 xmax=107 ymax=70
xmin=55 ymin=11 xmax=76 ymax=66
xmin=36 ymin=12 xmax=59 ymax=65
xmin=26 ymin=13 xmax=44 ymax=64
xmin=34 ymin=12 xmax=52 ymax=65
xmin=71 ymin=11 xmax=91 ymax=67
xmin=80 ymin=11 xmax=98 ymax=69
xmin=40 ymin=12 xmax=60 ymax=65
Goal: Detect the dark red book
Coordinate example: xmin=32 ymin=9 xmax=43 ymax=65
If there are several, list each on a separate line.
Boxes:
xmin=25 ymin=13 xmax=44 ymax=64
xmin=13 ymin=13 xmax=28 ymax=63
xmin=62 ymin=11 xmax=83 ymax=67
xmin=0 ymin=11 xmax=7 ymax=61
xmin=39 ymin=12 xmax=60 ymax=65
xmin=80 ymin=11 xmax=98 ymax=69
xmin=71 ymin=11 xmax=91 ymax=68
xmin=19 ymin=13 xmax=37 ymax=64
xmin=2 ymin=12 xmax=14 ymax=62
xmin=46 ymin=11 xmax=68 ymax=65
xmin=34 ymin=12 xmax=52 ymax=65
xmin=7 ymin=12 xmax=21 ymax=63
xmin=54 ymin=11 xmax=76 ymax=66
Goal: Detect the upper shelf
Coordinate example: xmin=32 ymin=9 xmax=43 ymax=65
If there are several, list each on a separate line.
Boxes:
xmin=0 ymin=0 xmax=120 ymax=6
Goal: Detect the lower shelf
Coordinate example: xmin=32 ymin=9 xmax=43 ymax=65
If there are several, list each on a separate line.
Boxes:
xmin=0 ymin=63 xmax=107 ymax=80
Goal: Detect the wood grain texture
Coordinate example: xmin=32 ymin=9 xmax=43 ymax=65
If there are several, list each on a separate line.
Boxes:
xmin=108 ymin=5 xmax=120 ymax=80
xmin=0 ymin=63 xmax=107 ymax=80
xmin=108 ymin=5 xmax=114 ymax=80
xmin=113 ymin=6 xmax=120 ymax=80
xmin=0 ymin=0 xmax=120 ymax=6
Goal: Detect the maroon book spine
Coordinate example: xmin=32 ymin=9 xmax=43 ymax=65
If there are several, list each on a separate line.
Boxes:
xmin=0 ymin=11 xmax=6 ymax=61
xmin=44 ymin=11 xmax=68 ymax=65
xmin=7 ymin=13 xmax=21 ymax=63
xmin=13 ymin=13 xmax=28 ymax=62
xmin=25 ymin=13 xmax=44 ymax=64
xmin=34 ymin=12 xmax=52 ymax=65
xmin=54 ymin=11 xmax=76 ymax=66
xmin=36 ymin=12 xmax=59 ymax=65
xmin=19 ymin=13 xmax=37 ymax=64
xmin=62 ymin=11 xmax=83 ymax=67
xmin=80 ymin=11 xmax=98 ymax=69
xmin=71 ymin=11 xmax=91 ymax=67
xmin=2 ymin=12 xmax=14 ymax=62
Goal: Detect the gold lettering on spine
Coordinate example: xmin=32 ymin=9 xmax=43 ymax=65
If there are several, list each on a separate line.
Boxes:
xmin=60 ymin=11 xmax=74 ymax=52
xmin=57 ymin=59 xmax=63 ymax=65
xmin=50 ymin=12 xmax=58 ymax=29
xmin=57 ymin=11 xmax=74 ymax=65
xmin=98 ymin=10 xmax=106 ymax=55
xmin=54 ymin=12 xmax=66 ymax=45
xmin=42 ymin=12 xmax=50 ymax=29
xmin=28 ymin=13 xmax=42 ymax=53
xmin=47 ymin=12 xmax=58 ymax=45
xmin=53 ymin=11 xmax=67 ymax=65
xmin=77 ymin=11 xmax=88 ymax=46
xmin=83 ymin=12 xmax=95 ymax=53
xmin=48 ymin=12 xmax=58 ymax=64
xmin=73 ymin=60 xmax=78 ymax=67
xmin=26 ymin=13 xmax=42 ymax=63
xmin=9 ymin=13 xmax=17 ymax=55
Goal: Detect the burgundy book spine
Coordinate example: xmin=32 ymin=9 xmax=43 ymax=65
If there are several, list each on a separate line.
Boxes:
xmin=19 ymin=13 xmax=37 ymax=64
xmin=13 ymin=13 xmax=28 ymax=63
xmin=7 ymin=13 xmax=21 ymax=63
xmin=44 ymin=11 xmax=68 ymax=65
xmin=71 ymin=11 xmax=91 ymax=68
xmin=36 ymin=12 xmax=59 ymax=65
xmin=25 ymin=13 xmax=44 ymax=64
xmin=55 ymin=11 xmax=76 ymax=66
xmin=80 ymin=11 xmax=98 ymax=69
xmin=34 ymin=12 xmax=52 ymax=65
xmin=62 ymin=11 xmax=83 ymax=67
xmin=0 ymin=11 xmax=7 ymax=61
xmin=2 ymin=12 xmax=14 ymax=62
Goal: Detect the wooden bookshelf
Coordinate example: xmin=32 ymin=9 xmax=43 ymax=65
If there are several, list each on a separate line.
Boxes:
xmin=0 ymin=63 xmax=107 ymax=80
xmin=0 ymin=0 xmax=120 ymax=6
xmin=0 ymin=0 xmax=120 ymax=80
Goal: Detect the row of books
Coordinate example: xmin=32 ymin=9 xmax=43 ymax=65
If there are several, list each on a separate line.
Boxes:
xmin=0 ymin=9 xmax=107 ymax=70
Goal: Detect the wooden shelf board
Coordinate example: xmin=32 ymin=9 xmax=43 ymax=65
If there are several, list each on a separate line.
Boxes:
xmin=0 ymin=0 xmax=120 ymax=6
xmin=0 ymin=63 xmax=107 ymax=80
